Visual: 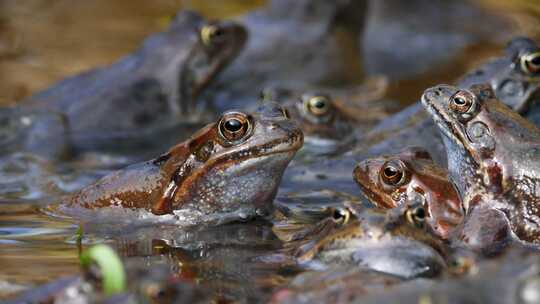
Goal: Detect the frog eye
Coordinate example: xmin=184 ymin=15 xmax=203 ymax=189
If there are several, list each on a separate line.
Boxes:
xmin=305 ymin=95 xmax=331 ymax=116
xmin=282 ymin=108 xmax=290 ymax=119
xmin=449 ymin=90 xmax=475 ymax=114
xmin=520 ymin=52 xmax=540 ymax=75
xmin=380 ymin=160 xmax=407 ymax=186
xmin=200 ymin=24 xmax=226 ymax=46
xmin=405 ymin=205 xmax=426 ymax=228
xmin=331 ymin=207 xmax=351 ymax=225
xmin=448 ymin=255 xmax=474 ymax=276
xmin=144 ymin=282 xmax=168 ymax=300
xmin=218 ymin=112 xmax=252 ymax=143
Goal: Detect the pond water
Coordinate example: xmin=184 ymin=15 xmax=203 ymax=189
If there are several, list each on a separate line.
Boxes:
xmin=0 ymin=0 xmax=540 ymax=302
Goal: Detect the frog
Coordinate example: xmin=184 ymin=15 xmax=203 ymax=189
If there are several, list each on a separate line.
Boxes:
xmin=277 ymin=202 xmax=449 ymax=279
xmin=421 ymin=83 xmax=540 ymax=245
xmin=19 ymin=11 xmax=247 ymax=157
xmin=458 ymin=37 xmax=540 ymax=114
xmin=353 ymin=147 xmax=464 ymax=240
xmin=205 ymin=0 xmax=366 ymax=112
xmin=360 ymin=37 xmax=540 ymax=167
xmin=61 ymin=102 xmax=303 ymax=226
xmin=260 ymin=88 xmax=357 ymax=156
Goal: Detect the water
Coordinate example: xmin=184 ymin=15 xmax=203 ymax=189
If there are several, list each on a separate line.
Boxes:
xmin=1 ymin=0 xmax=540 ymax=302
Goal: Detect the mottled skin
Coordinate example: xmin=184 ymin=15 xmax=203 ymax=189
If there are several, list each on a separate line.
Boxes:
xmin=364 ymin=37 xmax=540 ymax=166
xmin=458 ymin=37 xmax=540 ymax=114
xmin=281 ymin=203 xmax=448 ymax=279
xmin=207 ymin=0 xmax=366 ymax=111
xmin=422 ymin=83 xmax=540 ymax=245
xmin=65 ymin=102 xmax=303 ymax=221
xmin=21 ymin=11 xmax=247 ymax=155
xmin=354 ymin=147 xmax=463 ymax=240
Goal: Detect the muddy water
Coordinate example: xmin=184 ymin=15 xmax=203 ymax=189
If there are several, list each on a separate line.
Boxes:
xmin=0 ymin=0 xmax=540 ymax=302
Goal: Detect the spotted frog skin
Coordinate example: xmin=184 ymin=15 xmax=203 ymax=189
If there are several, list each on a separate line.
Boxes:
xmin=282 ymin=203 xmax=448 ymax=279
xmin=64 ymin=102 xmax=303 ymax=223
xmin=354 ymin=147 xmax=464 ymax=240
xmin=22 ymin=11 xmax=247 ymax=155
xmin=422 ymin=83 xmax=540 ymax=245
xmin=458 ymin=37 xmax=540 ymax=114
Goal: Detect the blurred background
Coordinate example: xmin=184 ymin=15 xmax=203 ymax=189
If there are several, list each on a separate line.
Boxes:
xmin=0 ymin=0 xmax=539 ymax=106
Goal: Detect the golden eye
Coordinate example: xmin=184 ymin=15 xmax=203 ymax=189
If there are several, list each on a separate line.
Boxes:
xmin=448 ymin=255 xmax=474 ymax=276
xmin=331 ymin=207 xmax=350 ymax=225
xmin=200 ymin=24 xmax=226 ymax=46
xmin=520 ymin=52 xmax=540 ymax=75
xmin=405 ymin=205 xmax=426 ymax=228
xmin=218 ymin=112 xmax=252 ymax=142
xmin=282 ymin=108 xmax=290 ymax=119
xmin=449 ymin=90 xmax=475 ymax=114
xmin=305 ymin=95 xmax=331 ymax=116
xmin=380 ymin=160 xmax=407 ymax=186
xmin=144 ymin=282 xmax=167 ymax=300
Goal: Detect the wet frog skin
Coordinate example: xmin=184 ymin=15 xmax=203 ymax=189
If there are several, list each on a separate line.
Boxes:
xmin=354 ymin=147 xmax=464 ymax=240
xmin=21 ymin=11 xmax=247 ymax=155
xmin=64 ymin=102 xmax=303 ymax=224
xmin=458 ymin=37 xmax=540 ymax=114
xmin=261 ymin=88 xmax=357 ymax=155
xmin=283 ymin=204 xmax=448 ymax=279
xmin=363 ymin=37 xmax=540 ymax=166
xmin=206 ymin=0 xmax=366 ymax=111
xmin=422 ymin=83 xmax=540 ymax=244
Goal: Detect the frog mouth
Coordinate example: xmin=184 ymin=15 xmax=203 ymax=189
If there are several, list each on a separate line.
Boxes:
xmin=230 ymin=131 xmax=304 ymax=160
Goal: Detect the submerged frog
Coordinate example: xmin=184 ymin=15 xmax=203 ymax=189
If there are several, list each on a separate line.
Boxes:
xmin=62 ymin=102 xmax=303 ymax=225
xmin=260 ymin=89 xmax=357 ymax=155
xmin=20 ymin=11 xmax=247 ymax=156
xmin=422 ymin=83 xmax=540 ymax=245
xmin=353 ymin=147 xmax=464 ymax=240
xmin=278 ymin=203 xmax=448 ymax=279
xmin=207 ymin=0 xmax=366 ymax=111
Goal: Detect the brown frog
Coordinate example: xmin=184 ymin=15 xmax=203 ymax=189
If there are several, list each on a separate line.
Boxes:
xmin=458 ymin=37 xmax=540 ymax=114
xmin=62 ymin=102 xmax=303 ymax=225
xmin=278 ymin=203 xmax=448 ymax=279
xmin=353 ymin=147 xmax=464 ymax=240
xmin=260 ymin=88 xmax=358 ymax=155
xmin=422 ymin=83 xmax=540 ymax=246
